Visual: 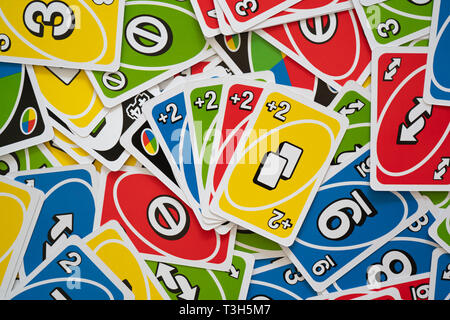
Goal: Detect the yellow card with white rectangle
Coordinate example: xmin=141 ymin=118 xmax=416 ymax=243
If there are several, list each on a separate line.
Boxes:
xmin=211 ymin=85 xmax=349 ymax=246
xmin=0 ymin=0 xmax=124 ymax=71
xmin=85 ymin=220 xmax=169 ymax=300
xmin=0 ymin=177 xmax=42 ymax=299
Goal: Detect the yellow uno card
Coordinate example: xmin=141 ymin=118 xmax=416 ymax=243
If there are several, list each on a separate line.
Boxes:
xmin=0 ymin=177 xmax=42 ymax=298
xmin=29 ymin=66 xmax=108 ymax=137
xmin=0 ymin=0 xmax=125 ymax=71
xmin=85 ymin=220 xmax=169 ymax=300
xmin=211 ymin=84 xmax=349 ymax=246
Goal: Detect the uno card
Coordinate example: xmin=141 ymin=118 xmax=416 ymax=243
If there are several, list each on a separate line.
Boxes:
xmin=87 ymin=0 xmax=214 ymax=108
xmin=328 ymin=81 xmax=371 ymax=166
xmin=0 ymin=143 xmax=60 ymax=177
xmin=429 ymin=248 xmax=450 ymax=300
xmin=119 ymin=116 xmax=185 ymax=202
xmin=0 ymin=63 xmax=53 ymax=156
xmin=352 ymin=0 xmax=433 ymax=49
xmin=371 ymin=47 xmax=450 ymax=191
xmin=421 ymin=191 xmax=450 ymax=211
xmin=10 ymin=236 xmax=134 ymax=300
xmin=424 ymin=0 xmax=450 ymax=106
xmin=256 ymin=9 xmax=371 ymax=90
xmin=0 ymin=0 xmax=125 ymax=71
xmin=251 ymin=0 xmax=354 ymax=30
xmin=310 ymin=287 xmax=401 ymax=300
xmin=211 ymin=83 xmax=348 ymax=246
xmin=210 ymin=32 xmax=338 ymax=105
xmin=216 ymin=0 xmax=302 ymax=33
xmin=190 ymin=0 xmax=220 ymax=37
xmin=143 ymin=85 xmax=211 ymax=228
xmin=360 ymin=0 xmax=386 ymax=5
xmin=328 ymin=209 xmax=440 ymax=292
xmin=247 ymin=257 xmax=318 ymax=300
xmin=96 ymin=168 xmax=236 ymax=271
xmin=11 ymin=165 xmax=98 ymax=279
xmin=146 ymin=250 xmax=254 ymax=300
xmin=50 ymin=129 xmax=95 ymax=165
xmin=428 ymin=214 xmax=450 ymax=253
xmin=284 ymin=147 xmax=428 ymax=292
xmin=84 ymin=220 xmax=169 ymax=300
xmin=28 ymin=66 xmax=108 ymax=137
xmin=0 ymin=177 xmax=42 ymax=299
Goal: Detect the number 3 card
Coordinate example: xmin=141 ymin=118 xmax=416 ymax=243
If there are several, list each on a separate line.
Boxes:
xmin=211 ymin=84 xmax=348 ymax=246
xmin=0 ymin=0 xmax=125 ymax=71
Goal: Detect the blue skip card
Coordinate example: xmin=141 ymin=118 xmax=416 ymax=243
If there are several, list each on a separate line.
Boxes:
xmin=11 ymin=165 xmax=98 ymax=278
xmin=10 ymin=236 xmax=134 ymax=300
xmin=247 ymin=257 xmax=318 ymax=300
xmin=424 ymin=0 xmax=450 ymax=106
xmin=327 ymin=209 xmax=440 ymax=293
xmin=284 ymin=146 xmax=427 ymax=292
xmin=429 ymin=248 xmax=450 ymax=300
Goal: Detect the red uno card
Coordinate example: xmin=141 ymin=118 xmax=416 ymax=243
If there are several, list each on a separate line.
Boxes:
xmin=97 ymin=168 xmax=236 ymax=271
xmin=256 ymin=9 xmax=371 ymax=90
xmin=371 ymin=47 xmax=450 ymax=191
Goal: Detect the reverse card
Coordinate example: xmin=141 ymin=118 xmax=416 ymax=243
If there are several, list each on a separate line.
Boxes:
xmin=87 ymin=0 xmax=214 ymax=107
xmin=0 ymin=63 xmax=53 ymax=156
xmin=211 ymin=83 xmax=348 ymax=246
xmin=96 ymin=168 xmax=236 ymax=271
xmin=0 ymin=0 xmax=125 ymax=71
xmin=256 ymin=9 xmax=371 ymax=90
xmin=424 ymin=0 xmax=450 ymax=106
xmin=146 ymin=250 xmax=254 ymax=300
xmin=284 ymin=147 xmax=427 ymax=292
xmin=371 ymin=47 xmax=450 ymax=191
xmin=10 ymin=236 xmax=134 ymax=300
xmin=0 ymin=177 xmax=42 ymax=298
xmin=429 ymin=248 xmax=450 ymax=300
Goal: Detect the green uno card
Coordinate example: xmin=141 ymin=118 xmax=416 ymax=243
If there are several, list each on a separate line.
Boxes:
xmin=235 ymin=229 xmax=284 ymax=259
xmin=429 ymin=214 xmax=450 ymax=253
xmin=0 ymin=144 xmax=59 ymax=176
xmin=87 ymin=0 xmax=214 ymax=108
xmin=421 ymin=191 xmax=450 ymax=210
xmin=353 ymin=0 xmax=434 ymax=49
xmin=327 ymin=81 xmax=371 ymax=166
xmin=146 ymin=250 xmax=254 ymax=300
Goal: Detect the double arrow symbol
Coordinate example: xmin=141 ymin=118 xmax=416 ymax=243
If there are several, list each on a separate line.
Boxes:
xmin=383 ymin=58 xmax=401 ymax=81
xmin=156 ymin=263 xmax=199 ymax=300
xmin=338 ymin=99 xmax=365 ymax=116
xmin=397 ymin=97 xmax=433 ymax=145
xmin=434 ymin=157 xmax=450 ymax=181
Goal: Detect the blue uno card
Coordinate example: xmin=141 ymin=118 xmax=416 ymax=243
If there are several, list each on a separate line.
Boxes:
xmin=143 ymin=86 xmax=214 ymax=228
xmin=12 ymin=165 xmax=97 ymax=278
xmin=327 ymin=210 xmax=440 ymax=293
xmin=284 ymin=146 xmax=427 ymax=292
xmin=424 ymin=0 xmax=450 ymax=105
xmin=430 ymin=248 xmax=450 ymax=300
xmin=10 ymin=236 xmax=134 ymax=300
xmin=247 ymin=257 xmax=318 ymax=300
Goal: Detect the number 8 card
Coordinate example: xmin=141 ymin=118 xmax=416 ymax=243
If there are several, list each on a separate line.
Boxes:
xmin=210 ymin=84 xmax=348 ymax=246
xmin=0 ymin=0 xmax=125 ymax=71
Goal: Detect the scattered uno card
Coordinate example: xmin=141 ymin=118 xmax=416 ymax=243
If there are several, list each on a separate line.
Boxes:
xmin=428 ymin=214 xmax=450 ymax=253
xmin=352 ymin=0 xmax=433 ymax=49
xmin=211 ymin=83 xmax=348 ymax=246
xmin=0 ymin=177 xmax=42 ymax=298
xmin=284 ymin=147 xmax=427 ymax=292
xmin=96 ymin=168 xmax=236 ymax=271
xmin=424 ymin=0 xmax=450 ymax=106
xmin=257 ymin=9 xmax=372 ymax=90
xmin=0 ymin=63 xmax=53 ymax=156
xmin=429 ymin=248 xmax=450 ymax=300
xmin=11 ymin=165 xmax=98 ymax=279
xmin=10 ymin=236 xmax=134 ymax=300
xmin=190 ymin=0 xmax=221 ymax=38
xmin=0 ymin=0 xmax=125 ymax=71
xmin=371 ymin=47 xmax=450 ymax=191
xmin=146 ymin=249 xmax=254 ymax=300
xmin=84 ymin=220 xmax=169 ymax=300
xmin=87 ymin=0 xmax=214 ymax=107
